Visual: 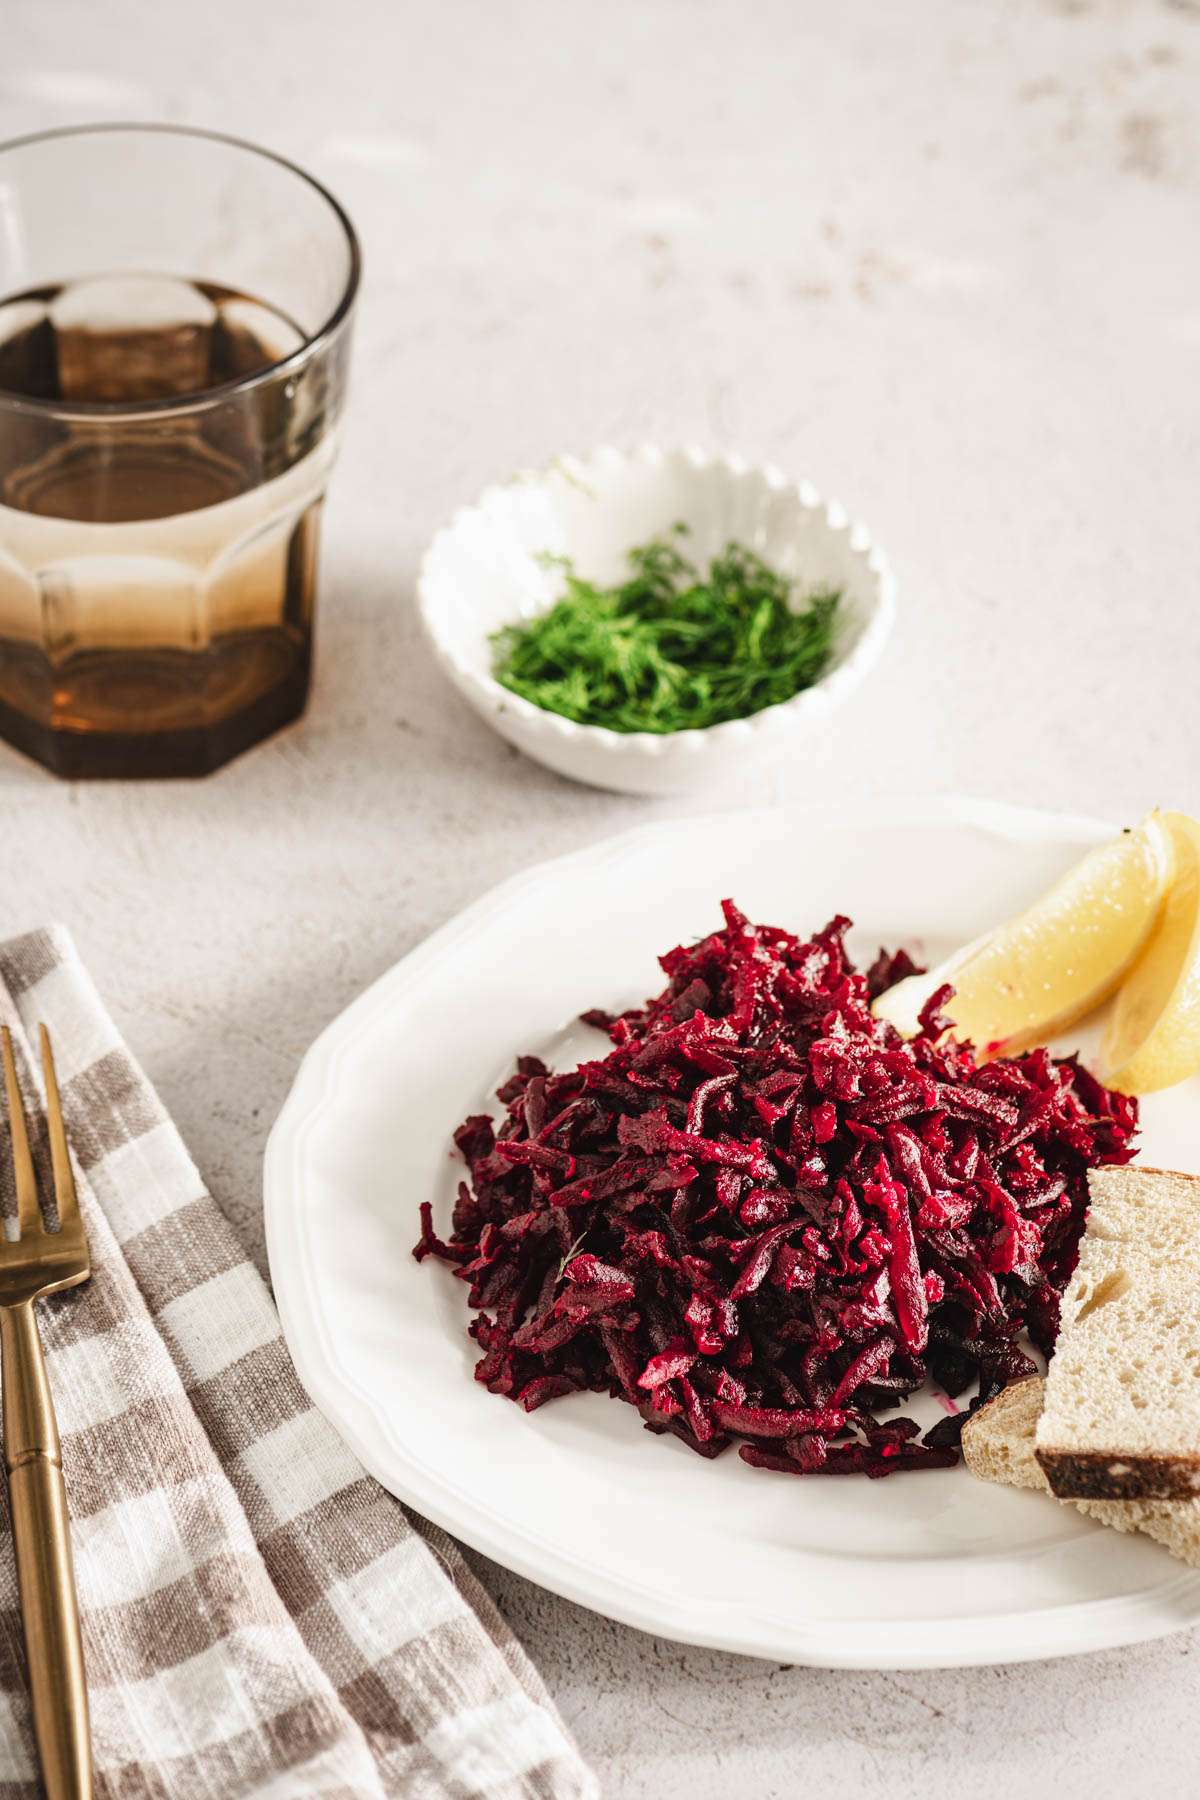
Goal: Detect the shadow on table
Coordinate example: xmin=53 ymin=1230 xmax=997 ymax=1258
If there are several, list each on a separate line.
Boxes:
xmin=462 ymin=1546 xmax=1195 ymax=1798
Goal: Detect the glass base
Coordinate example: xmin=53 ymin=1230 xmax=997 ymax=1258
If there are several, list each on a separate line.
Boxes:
xmin=0 ymin=649 xmax=311 ymax=778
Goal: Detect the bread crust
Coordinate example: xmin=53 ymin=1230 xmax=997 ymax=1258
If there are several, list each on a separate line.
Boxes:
xmin=1036 ymin=1447 xmax=1200 ymax=1501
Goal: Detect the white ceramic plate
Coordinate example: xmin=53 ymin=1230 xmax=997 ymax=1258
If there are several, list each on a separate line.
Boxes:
xmin=265 ymin=797 xmax=1200 ymax=1669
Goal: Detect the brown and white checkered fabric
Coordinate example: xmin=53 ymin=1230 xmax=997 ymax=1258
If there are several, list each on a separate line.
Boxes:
xmin=0 ymin=928 xmax=596 ymax=1800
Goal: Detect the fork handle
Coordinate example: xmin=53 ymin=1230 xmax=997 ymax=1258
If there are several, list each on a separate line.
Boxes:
xmin=2 ymin=1301 xmax=93 ymax=1800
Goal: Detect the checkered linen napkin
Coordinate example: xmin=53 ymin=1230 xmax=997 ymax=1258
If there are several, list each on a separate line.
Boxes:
xmin=0 ymin=927 xmax=596 ymax=1800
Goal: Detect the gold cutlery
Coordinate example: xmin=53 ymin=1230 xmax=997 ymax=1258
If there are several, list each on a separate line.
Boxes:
xmin=0 ymin=1026 xmax=93 ymax=1799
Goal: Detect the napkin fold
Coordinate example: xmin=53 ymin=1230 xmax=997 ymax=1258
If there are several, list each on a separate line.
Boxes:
xmin=0 ymin=928 xmax=596 ymax=1800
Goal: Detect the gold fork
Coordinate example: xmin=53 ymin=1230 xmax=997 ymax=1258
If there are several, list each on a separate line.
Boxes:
xmin=0 ymin=1025 xmax=92 ymax=1799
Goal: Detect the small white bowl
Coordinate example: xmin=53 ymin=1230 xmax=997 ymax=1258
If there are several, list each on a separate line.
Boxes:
xmin=416 ymin=445 xmax=895 ymax=796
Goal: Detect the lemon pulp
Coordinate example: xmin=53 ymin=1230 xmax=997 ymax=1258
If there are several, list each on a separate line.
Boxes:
xmin=1101 ymin=812 xmax=1200 ymax=1094
xmin=873 ymin=814 xmax=1174 ymax=1056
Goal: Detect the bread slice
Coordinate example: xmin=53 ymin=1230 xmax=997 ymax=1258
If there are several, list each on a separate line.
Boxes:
xmin=962 ymin=1376 xmax=1048 ymax=1492
xmin=1035 ymin=1166 xmax=1200 ymax=1501
xmin=963 ymin=1374 xmax=1200 ymax=1567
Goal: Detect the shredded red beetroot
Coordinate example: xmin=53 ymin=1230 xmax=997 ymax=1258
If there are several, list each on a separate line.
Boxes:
xmin=415 ymin=902 xmax=1138 ymax=1477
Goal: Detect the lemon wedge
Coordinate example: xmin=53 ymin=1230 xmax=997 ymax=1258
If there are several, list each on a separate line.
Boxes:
xmin=873 ymin=813 xmax=1174 ymax=1055
xmin=1101 ymin=812 xmax=1200 ymax=1093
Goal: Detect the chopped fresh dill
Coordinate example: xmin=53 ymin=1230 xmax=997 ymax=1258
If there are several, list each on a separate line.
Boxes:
xmin=556 ymin=1229 xmax=589 ymax=1283
xmin=490 ymin=526 xmax=840 ymax=734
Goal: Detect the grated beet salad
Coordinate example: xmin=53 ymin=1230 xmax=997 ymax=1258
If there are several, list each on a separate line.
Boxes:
xmin=415 ymin=903 xmax=1138 ymax=1478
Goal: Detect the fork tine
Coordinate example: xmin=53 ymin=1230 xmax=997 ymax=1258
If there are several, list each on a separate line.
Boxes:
xmin=39 ymin=1027 xmax=79 ymax=1235
xmin=2 ymin=1027 xmax=42 ymax=1237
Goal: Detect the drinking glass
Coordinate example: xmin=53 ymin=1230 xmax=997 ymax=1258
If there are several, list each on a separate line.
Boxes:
xmin=0 ymin=124 xmax=360 ymax=777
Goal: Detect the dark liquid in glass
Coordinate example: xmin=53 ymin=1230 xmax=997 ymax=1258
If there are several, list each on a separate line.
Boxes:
xmin=0 ymin=274 xmax=325 ymax=777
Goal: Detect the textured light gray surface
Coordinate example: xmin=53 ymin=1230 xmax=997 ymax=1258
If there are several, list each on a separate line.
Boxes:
xmin=4 ymin=1 xmax=1200 ymax=1793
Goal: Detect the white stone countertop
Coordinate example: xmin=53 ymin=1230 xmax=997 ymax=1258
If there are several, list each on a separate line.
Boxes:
xmin=5 ymin=1 xmax=1200 ymax=1793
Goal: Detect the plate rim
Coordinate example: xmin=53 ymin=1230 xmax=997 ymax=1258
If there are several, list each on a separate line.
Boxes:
xmin=264 ymin=794 xmax=1200 ymax=1668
